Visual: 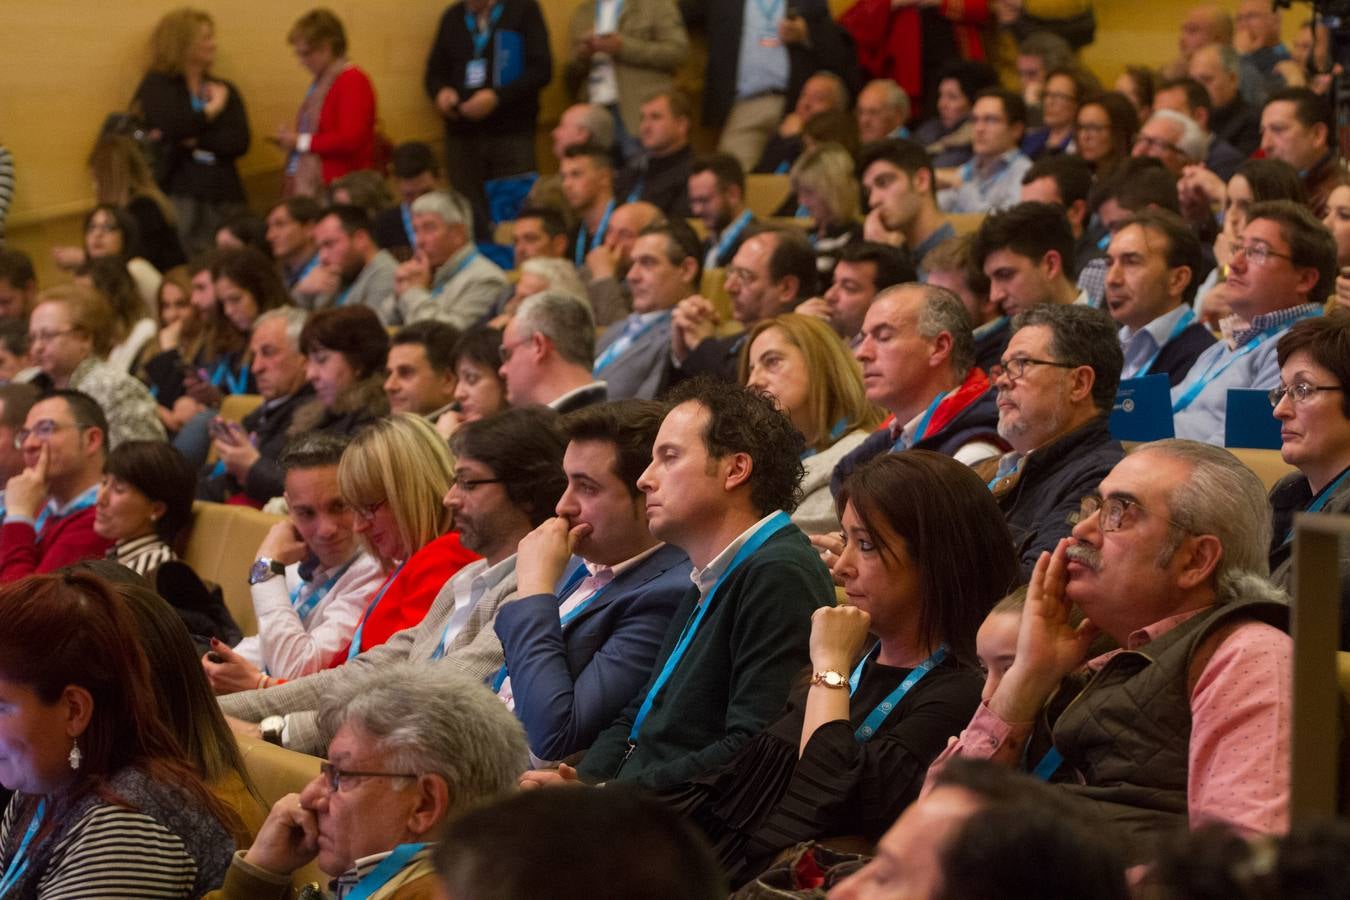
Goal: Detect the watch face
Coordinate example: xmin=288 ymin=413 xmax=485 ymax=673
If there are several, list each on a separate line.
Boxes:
xmin=825 ymin=671 xmax=846 ymax=687
xmin=250 ymin=560 xmax=272 ymax=584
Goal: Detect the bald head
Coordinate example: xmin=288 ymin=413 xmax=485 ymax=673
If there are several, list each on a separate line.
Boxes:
xmin=1180 ymin=4 xmax=1233 ymax=57
xmin=1238 ymin=0 xmax=1282 ymax=49
xmin=1188 ymin=43 xmax=1240 ymax=109
xmin=857 ymin=80 xmax=911 ymax=144
xmin=604 ymin=202 xmax=665 ymax=274
xmin=795 ymin=72 xmax=849 ymax=122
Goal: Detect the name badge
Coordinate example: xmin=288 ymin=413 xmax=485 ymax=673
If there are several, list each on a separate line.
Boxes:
xmin=466 ymin=58 xmax=488 ymax=89
xmin=759 ymin=33 xmax=781 ymax=48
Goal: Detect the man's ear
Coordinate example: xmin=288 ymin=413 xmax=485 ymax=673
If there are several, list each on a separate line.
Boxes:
xmin=1040 ymin=250 xmax=1065 ymax=282
xmin=1174 ymin=533 xmax=1223 ymax=590
xmin=1068 ymin=364 xmax=1095 ymax=404
xmin=722 ymin=451 xmax=753 ymax=493
xmin=407 ymin=773 xmax=452 ymax=837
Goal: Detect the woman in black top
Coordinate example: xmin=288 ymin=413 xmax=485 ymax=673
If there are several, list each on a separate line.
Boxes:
xmin=663 ymin=451 xmax=1020 ymax=884
xmin=88 ymin=135 xmax=186 ymax=274
xmin=134 ymin=8 xmax=250 ymax=255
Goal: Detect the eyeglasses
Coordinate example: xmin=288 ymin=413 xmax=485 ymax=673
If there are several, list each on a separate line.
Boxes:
xmin=1133 ymin=134 xmax=1182 ymax=155
xmin=1230 ymin=241 xmax=1294 ymax=267
xmin=1042 ymin=90 xmax=1077 ymax=104
xmin=989 ymin=357 xmax=1077 ymax=383
xmin=13 ymin=419 xmax=79 ymax=448
xmin=1076 ymin=122 xmax=1109 ymax=134
xmin=27 ymin=328 xmax=77 ymax=345
xmin=354 ymin=499 xmax=387 ymax=521
xmin=498 ymin=339 xmax=526 ymax=363
xmin=970 ymin=115 xmax=1008 ymax=127
xmin=1269 ymin=381 xmax=1344 ymax=406
xmin=318 ymin=762 xmax=417 ymax=794
xmin=1074 ymin=493 xmax=1185 ymax=534
xmin=450 ymin=473 xmax=505 ymax=492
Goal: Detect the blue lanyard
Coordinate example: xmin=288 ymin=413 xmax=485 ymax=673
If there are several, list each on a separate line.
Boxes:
xmin=290 ymin=559 xmax=355 ymax=623
xmin=211 ymin=358 xmax=250 ymax=396
xmin=35 ymin=486 xmax=98 ymax=536
xmin=752 ymin=0 xmax=784 ymax=26
xmin=892 ymin=390 xmax=947 ymax=452
xmin=334 ymin=283 xmax=354 ymax=307
xmin=291 ymin=253 xmax=320 ymax=288
xmin=626 ymin=178 xmax=644 ymax=205
xmin=490 ymin=563 xmax=610 ymax=691
xmin=1173 ymin=311 xmax=1320 ymax=413
xmin=799 ymin=418 xmax=849 ymax=460
xmin=592 ymin=311 xmax=671 ymax=375
xmin=345 ymin=842 xmax=428 ymax=900
xmin=465 ymin=3 xmax=505 ymax=58
xmin=574 ymin=200 xmax=615 ymax=267
xmin=847 ymin=644 xmax=948 ymax=741
xmin=0 ymin=799 xmax=45 ymax=898
xmin=347 ymin=562 xmax=405 ymax=660
xmin=434 ymin=251 xmax=480 ymax=297
xmin=401 ymin=204 xmax=415 ymax=246
xmin=626 ymin=512 xmax=792 ymax=746
xmin=1282 ymin=466 xmax=1350 ymax=545
xmin=1136 ymin=308 xmax=1196 ymax=378
xmin=713 ymin=210 xmax=753 ymax=265
xmin=1032 ymin=746 xmax=1064 ymax=780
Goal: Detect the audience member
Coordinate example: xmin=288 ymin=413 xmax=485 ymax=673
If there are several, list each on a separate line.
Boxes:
xmin=0 ymin=382 xmax=37 ymax=487
xmin=222 ymin=407 xmax=567 ymax=754
xmin=210 ymin=246 xmax=287 ymax=394
xmin=561 ymin=144 xmax=618 ymax=267
xmin=265 ymin=196 xmax=325 ymax=304
xmin=585 ymin=200 xmax=665 ymax=326
xmin=0 ymin=319 xmax=33 ymax=383
xmin=1115 ymin=65 xmax=1157 ymax=123
xmin=790 ymin=143 xmax=863 ymax=279
xmin=1260 ymin=87 xmax=1338 ymax=217
xmin=858 ymin=139 xmax=955 ymax=277
xmin=973 ymin=202 xmax=1085 ymax=317
xmin=0 ymin=572 xmax=239 ymax=894
xmin=1132 ymin=109 xmax=1210 ymax=177
xmin=27 ymin=285 xmax=166 ymax=446
xmin=1105 ymin=209 xmax=1216 ymax=386
xmin=496 ymin=400 xmax=689 ymax=762
xmin=1078 ymin=158 xmax=1186 ymax=306
xmin=532 ymin=103 xmax=616 ymax=225
xmin=511 ymin=205 xmax=569 ymax=265
xmin=393 ymin=190 xmax=508 ymax=328
xmin=1325 ymin=176 xmax=1350 ymax=311
xmin=856 ymin=79 xmax=911 ymax=144
xmin=208 ymin=662 xmax=526 ymax=898
xmin=73 ymin=256 xmax=158 ymax=374
xmin=275 ymin=9 xmax=377 ymax=196
xmin=203 ymin=432 xmax=385 ymax=690
xmin=1189 ymin=43 xmax=1262 ymax=155
xmin=328 ymin=168 xmax=394 ymax=216
xmin=311 ymin=204 xmax=397 ymax=320
xmin=1014 ymin=31 xmax=1075 ymax=113
xmin=948 ymin=439 xmax=1291 ymax=863
xmin=912 ymin=61 xmax=1000 ymax=169
xmin=1074 ymin=92 xmax=1140 ymax=179
xmin=818 ymin=241 xmax=915 ymax=346
xmin=424 ymin=0 xmax=553 ymax=236
xmin=373 ymin=141 xmax=442 ymax=252
xmin=689 ymin=154 xmax=755 ymax=271
xmin=1151 ymin=76 xmax=1248 ymax=180
xmin=385 ymin=320 xmax=462 ymax=419
xmin=499 ymin=291 xmax=607 ymax=411
xmin=1237 ymin=0 xmax=1292 ymax=84
xmin=442 ymin=326 xmax=508 ymax=435
xmin=755 ymin=71 xmax=850 ymax=175
xmin=741 ymin=313 xmax=883 ymax=532
xmin=1267 ymin=316 xmax=1350 ymax=648
xmin=88 ymin=134 xmax=188 ymax=274
xmin=976 ymin=304 xmax=1125 ymax=576
xmin=96 ymin=440 xmax=195 ymax=580
xmin=1172 ymin=200 xmax=1335 ymax=444
xmin=0 ymin=248 xmax=37 ymax=320
xmin=51 ymin=204 xmax=163 ymax=312
xmin=939 ymin=88 xmax=1032 ymax=214
xmin=1151 ymin=820 xmax=1350 ymax=900
xmin=215 ymin=213 xmax=271 ymax=255
xmin=491 ymin=255 xmax=589 ymax=328
xmin=614 ymin=90 xmax=696 ymax=218
xmin=523 ymin=380 xmax=835 ymax=789
xmin=600 ymin=221 xmax=700 ymax=400
xmin=1019 ymin=154 xmax=1098 ymax=272
xmin=294 ymin=305 xmax=391 ymax=437
xmin=1022 ymin=67 xmax=1092 ymax=160
xmin=924 ymin=235 xmax=1007 ymax=372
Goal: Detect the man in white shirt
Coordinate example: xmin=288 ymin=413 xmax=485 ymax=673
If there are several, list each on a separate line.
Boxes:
xmin=202 ymin=433 xmax=384 ymax=691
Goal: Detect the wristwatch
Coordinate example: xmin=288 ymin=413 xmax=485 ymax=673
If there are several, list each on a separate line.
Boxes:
xmin=260 ymin=715 xmax=286 ymax=746
xmin=249 ymin=557 xmax=286 ymax=585
xmin=811 ymin=670 xmax=850 ymax=689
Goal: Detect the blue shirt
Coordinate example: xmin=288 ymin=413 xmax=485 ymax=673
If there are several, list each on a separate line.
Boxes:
xmin=1119 ymin=305 xmax=1190 ymax=380
xmin=735 ymin=0 xmax=789 ymax=100
xmin=938 ymin=149 xmax=1033 ymax=214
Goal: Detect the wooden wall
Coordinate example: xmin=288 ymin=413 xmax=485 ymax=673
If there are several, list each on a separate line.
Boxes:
xmin=0 ymin=0 xmax=1306 ymax=285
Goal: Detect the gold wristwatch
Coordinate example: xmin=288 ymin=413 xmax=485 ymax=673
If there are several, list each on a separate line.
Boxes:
xmin=811 ymin=670 xmax=849 ymax=689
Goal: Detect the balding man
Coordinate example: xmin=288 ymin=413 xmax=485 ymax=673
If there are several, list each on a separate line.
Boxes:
xmin=585 ymin=201 xmax=665 ymax=327
xmin=856 ymin=78 xmax=911 ymax=144
xmin=527 ymin=103 xmax=617 ymax=229
xmin=1189 ymin=43 xmax=1261 ymax=155
xmin=1169 ymin=4 xmax=1233 ymax=78
xmin=1237 ymin=0 xmax=1292 ymax=84
xmin=755 ymin=71 xmax=849 ymax=174
xmin=392 ymin=190 xmax=508 ymax=328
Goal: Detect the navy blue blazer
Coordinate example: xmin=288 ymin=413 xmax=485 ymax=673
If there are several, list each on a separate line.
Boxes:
xmin=493 ymin=543 xmax=691 ymax=761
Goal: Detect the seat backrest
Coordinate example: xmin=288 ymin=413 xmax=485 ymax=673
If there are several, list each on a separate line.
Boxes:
xmin=1229 ymin=447 xmax=1297 ymax=491
xmin=946 ymin=212 xmax=986 ymax=236
xmin=219 ymin=394 xmax=264 ymax=424
xmin=745 ymin=174 xmax=792 ymax=219
xmin=236 ymin=735 xmax=326 ymax=891
xmin=183 ymin=502 xmax=287 ymax=636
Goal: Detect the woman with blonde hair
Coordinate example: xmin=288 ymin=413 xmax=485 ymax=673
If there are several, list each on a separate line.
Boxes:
xmin=790 ymin=143 xmax=863 ymax=280
xmin=134 ymin=7 xmax=250 ymax=254
xmin=740 ymin=313 xmax=884 ymax=532
xmin=88 ymin=135 xmax=187 ymax=275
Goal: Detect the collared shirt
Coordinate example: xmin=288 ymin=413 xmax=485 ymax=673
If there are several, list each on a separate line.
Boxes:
xmin=734 ymin=0 xmax=789 ymax=100
xmin=547 ymin=380 xmax=607 ymax=411
xmin=914 ymin=220 xmax=956 ymax=280
xmin=690 ymin=511 xmax=780 ymax=600
xmin=1077 ymin=256 xmax=1107 ymax=308
xmin=1120 ymin=304 xmax=1190 ymax=380
xmin=107 ymin=534 xmax=174 ymax=577
xmin=432 ymin=554 xmax=516 ymax=658
xmin=8 ymin=484 xmax=99 ymax=530
xmin=928 ymin=606 xmax=1291 ymax=838
xmin=938 ymin=148 xmax=1033 ymax=214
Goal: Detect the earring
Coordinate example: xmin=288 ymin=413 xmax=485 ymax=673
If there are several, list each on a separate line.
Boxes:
xmin=68 ymin=738 xmax=82 ymax=771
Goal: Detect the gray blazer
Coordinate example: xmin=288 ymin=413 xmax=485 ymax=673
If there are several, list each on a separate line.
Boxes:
xmin=593 ymin=313 xmax=672 ymax=400
xmin=220 ymin=557 xmax=518 ymax=755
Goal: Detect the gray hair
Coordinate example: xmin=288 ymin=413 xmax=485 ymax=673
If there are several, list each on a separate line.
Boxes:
xmin=515 ymin=290 xmax=596 ymax=367
xmin=807 ymin=71 xmax=850 ymax=112
xmin=519 ymin=257 xmax=589 ymax=304
xmin=574 ymin=103 xmax=615 ymax=151
xmin=1012 ymin=304 xmax=1123 ymax=414
xmin=253 ymin=305 xmax=308 ymax=348
xmin=1134 ymin=439 xmax=1273 ymax=590
xmin=864 ymin=78 xmax=911 ymax=121
xmin=412 ymin=190 xmax=475 ymax=241
xmin=905 ymin=282 xmax=976 ymax=375
xmin=317 ymin=661 xmax=528 ymax=814
xmin=1149 ymin=109 xmax=1211 ymax=160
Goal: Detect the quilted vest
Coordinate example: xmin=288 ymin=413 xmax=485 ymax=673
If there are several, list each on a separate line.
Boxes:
xmin=1044 ymin=594 xmax=1288 ymax=864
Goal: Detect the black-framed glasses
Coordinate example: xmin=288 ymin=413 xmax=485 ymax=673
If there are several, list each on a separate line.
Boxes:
xmin=1133 ymin=134 xmax=1182 ymax=155
xmin=1230 ymin=241 xmax=1294 ymax=267
xmin=1269 ymin=382 xmax=1344 ymax=407
xmin=354 ymin=499 xmax=387 ymax=522
xmin=13 ymin=419 xmax=80 ymax=449
xmin=450 ymin=474 xmax=505 ymax=492
xmin=989 ymin=357 xmax=1077 ymax=383
xmin=318 ymin=762 xmax=417 ymax=793
xmin=1074 ymin=493 xmax=1186 ymax=534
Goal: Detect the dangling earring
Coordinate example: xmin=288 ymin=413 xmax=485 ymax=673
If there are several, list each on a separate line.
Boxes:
xmin=68 ymin=738 xmax=82 ymax=771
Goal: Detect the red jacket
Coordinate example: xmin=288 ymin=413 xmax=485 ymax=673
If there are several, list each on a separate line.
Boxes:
xmin=0 ymin=508 xmax=112 ymax=582
xmin=840 ymin=0 xmax=990 ymax=103
xmin=327 ymin=530 xmax=479 ymax=666
xmin=309 ymin=65 xmax=378 ymax=184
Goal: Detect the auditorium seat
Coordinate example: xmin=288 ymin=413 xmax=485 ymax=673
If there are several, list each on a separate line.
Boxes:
xmin=184 ymin=501 xmax=287 ymax=636
xmin=235 ymin=734 xmax=326 ymax=891
xmin=947 ymin=212 xmax=986 ymax=235
xmin=745 ymin=174 xmax=792 ymax=219
xmin=219 ymin=393 xmax=264 ymax=424
xmin=1228 ymin=448 xmax=1297 ymax=491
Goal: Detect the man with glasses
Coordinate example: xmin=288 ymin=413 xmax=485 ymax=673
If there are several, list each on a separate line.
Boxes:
xmin=1131 ymin=110 xmax=1208 ymax=177
xmin=0 ymin=389 xmax=112 ymax=580
xmin=212 ymin=662 xmax=526 ymax=898
xmin=222 ymin=407 xmax=567 ymax=754
xmin=939 ymin=439 xmax=1292 ymax=864
xmin=974 ymin=304 xmax=1125 ymax=577
xmin=938 ymin=88 xmax=1033 ymax=215
xmin=497 ymin=291 xmax=608 ymax=413
xmin=1172 ymin=200 xmax=1336 ymax=444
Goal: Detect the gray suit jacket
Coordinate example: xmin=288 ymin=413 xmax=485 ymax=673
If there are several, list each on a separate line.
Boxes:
xmin=220 ymin=557 xmax=518 ymax=754
xmin=593 ymin=314 xmax=672 ymax=400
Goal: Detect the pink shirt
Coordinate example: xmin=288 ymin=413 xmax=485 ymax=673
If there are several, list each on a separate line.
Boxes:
xmin=927 ymin=607 xmax=1291 ymax=836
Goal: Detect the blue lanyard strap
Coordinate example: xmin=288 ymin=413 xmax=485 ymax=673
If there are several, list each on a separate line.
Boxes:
xmin=1282 ymin=466 xmax=1350 ymax=545
xmin=626 ymin=178 xmax=644 ymax=205
xmin=401 ymin=204 xmax=415 ymax=246
xmin=1032 ymin=746 xmax=1064 ymax=780
xmin=714 ymin=211 xmax=753 ymax=264
xmin=434 ymin=251 xmax=480 ymax=297
xmin=847 ymin=644 xmax=948 ymax=741
xmin=1173 ymin=311 xmax=1320 ymax=413
xmin=892 ymin=390 xmax=947 ymax=452
xmin=347 ymin=562 xmax=405 ymax=661
xmin=1136 ymin=308 xmax=1196 ymax=378
xmin=465 ymin=3 xmax=505 ymax=58
xmin=290 ymin=559 xmax=355 ymax=623
xmin=35 ymin=487 xmax=98 ymax=536
xmin=574 ymin=200 xmax=615 ymax=267
xmin=0 ymin=799 xmax=45 ymax=898
xmin=490 ymin=562 xmax=608 ymax=691
xmin=626 ymin=512 xmax=792 ymax=746
xmin=593 ymin=311 xmax=671 ymax=375
xmin=597 ymin=0 xmax=624 ymax=29
xmin=344 ymin=842 xmax=429 ymax=900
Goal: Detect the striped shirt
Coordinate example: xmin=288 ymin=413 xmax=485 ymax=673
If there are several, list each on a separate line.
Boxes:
xmin=108 ymin=534 xmax=175 ymax=578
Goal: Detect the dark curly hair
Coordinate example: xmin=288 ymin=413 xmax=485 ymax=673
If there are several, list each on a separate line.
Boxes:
xmin=663 ymin=376 xmax=806 ymax=515
xmin=450 ymin=406 xmax=568 ymax=526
